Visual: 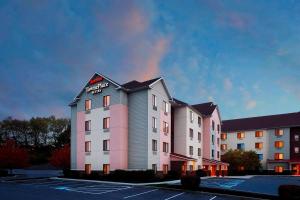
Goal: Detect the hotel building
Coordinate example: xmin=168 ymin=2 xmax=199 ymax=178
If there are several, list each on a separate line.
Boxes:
xmin=221 ymin=112 xmax=300 ymax=174
xmin=70 ymin=73 xmax=228 ymax=175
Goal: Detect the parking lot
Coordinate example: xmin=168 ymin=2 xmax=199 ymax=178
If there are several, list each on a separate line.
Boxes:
xmin=0 ymin=178 xmax=255 ymax=200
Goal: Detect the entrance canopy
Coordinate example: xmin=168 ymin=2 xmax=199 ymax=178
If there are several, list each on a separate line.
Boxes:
xmin=170 ymin=153 xmax=197 ymax=162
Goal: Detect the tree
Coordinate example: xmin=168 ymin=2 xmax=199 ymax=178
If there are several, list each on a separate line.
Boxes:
xmin=49 ymin=116 xmax=70 ymax=147
xmin=221 ymin=149 xmax=261 ymax=172
xmin=0 ymin=139 xmax=29 ymax=174
xmin=50 ymin=144 xmax=70 ymax=170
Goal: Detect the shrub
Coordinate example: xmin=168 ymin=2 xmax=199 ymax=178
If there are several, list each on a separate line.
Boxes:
xmin=278 ymin=185 xmax=300 ymax=200
xmin=0 ymin=169 xmax=8 ymax=177
xmin=181 ymin=175 xmax=200 ymax=190
xmin=195 ymin=169 xmax=207 ymax=177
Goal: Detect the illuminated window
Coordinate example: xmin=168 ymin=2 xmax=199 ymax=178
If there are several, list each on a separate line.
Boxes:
xmin=189 ymin=128 xmax=194 ymax=138
xmin=221 ymin=133 xmax=227 ymax=140
xmin=295 ymin=147 xmax=299 ymax=153
xmin=103 ymin=140 xmax=110 ymax=151
xmin=103 ymin=117 xmax=110 ymax=129
xmin=152 ymin=140 xmax=157 ymax=151
xmin=221 ymin=144 xmax=227 ymax=151
xmin=163 ymin=164 xmax=168 ymax=174
xmin=163 ymin=101 xmax=169 ymax=113
xmin=212 ymin=120 xmax=215 ymax=131
xmin=275 ymin=166 xmax=284 ymax=173
xmin=152 ymin=95 xmax=157 ymax=109
xmin=190 ymin=111 xmax=194 ymax=123
xmin=85 ymin=120 xmax=91 ymax=131
xmin=85 ymin=99 xmax=91 ymax=111
xmin=103 ymin=164 xmax=110 ymax=175
xmin=85 ymin=141 xmax=91 ymax=152
xmin=163 ymin=142 xmax=169 ymax=153
xmin=103 ymin=95 xmax=110 ymax=107
xmin=189 ymin=146 xmax=193 ymax=155
xmin=295 ymin=135 xmax=299 ymax=141
xmin=237 ymin=132 xmax=245 ymax=139
xmin=198 ymin=132 xmax=201 ymax=141
xmin=275 ymin=141 xmax=284 ymax=148
xmin=255 ymin=142 xmax=263 ymax=149
xmin=255 ymin=131 xmax=263 ymax=137
xmin=198 ymin=148 xmax=201 ymax=156
xmin=85 ymin=164 xmax=91 ymax=174
xmin=198 ymin=116 xmax=201 ymax=127
xmin=275 ymin=129 xmax=283 ymax=136
xmin=163 ymin=121 xmax=169 ymax=133
xmin=274 ymin=153 xmax=284 ymax=160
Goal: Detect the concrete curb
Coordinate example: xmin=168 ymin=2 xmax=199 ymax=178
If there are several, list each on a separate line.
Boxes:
xmin=51 ymin=177 xmax=180 ymax=186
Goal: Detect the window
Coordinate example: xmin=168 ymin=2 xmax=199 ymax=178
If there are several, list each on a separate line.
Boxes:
xmin=211 ymin=149 xmax=215 ymax=158
xmin=103 ymin=164 xmax=110 ymax=175
xmin=212 ymin=135 xmax=215 ymax=145
xmin=255 ymin=131 xmax=263 ymax=137
xmin=237 ymin=143 xmax=245 ymax=150
xmin=103 ymin=140 xmax=110 ymax=151
xmin=275 ymin=129 xmax=283 ymax=136
xmin=221 ymin=133 xmax=227 ymax=140
xmin=198 ymin=148 xmax=201 ymax=156
xmin=295 ymin=135 xmax=299 ymax=141
xmin=85 ymin=99 xmax=91 ymax=111
xmin=152 ymin=164 xmax=157 ymax=173
xmin=217 ymin=138 xmax=220 ymax=145
xmin=163 ymin=121 xmax=169 ymax=134
xmin=221 ymin=144 xmax=227 ymax=151
xmin=103 ymin=95 xmax=110 ymax=107
xmin=190 ymin=111 xmax=194 ymax=123
xmin=295 ymin=147 xmax=299 ymax=153
xmin=189 ymin=128 xmax=194 ymax=138
xmin=152 ymin=117 xmax=157 ymax=131
xmin=103 ymin=117 xmax=110 ymax=129
xmin=198 ymin=132 xmax=201 ymax=141
xmin=257 ymin=154 xmax=263 ymax=161
xmin=189 ymin=165 xmax=193 ymax=171
xmin=163 ymin=101 xmax=169 ymax=113
xmin=217 ymin=151 xmax=220 ymax=158
xmin=255 ymin=142 xmax=263 ymax=149
xmin=85 ymin=141 xmax=91 ymax=152
xmin=274 ymin=153 xmax=284 ymax=160
xmin=237 ymin=132 xmax=245 ymax=139
xmin=85 ymin=164 xmax=91 ymax=174
xmin=85 ymin=120 xmax=91 ymax=131
xmin=212 ymin=120 xmax=215 ymax=131
xmin=152 ymin=94 xmax=157 ymax=109
xmin=198 ymin=116 xmax=201 ymax=127
xmin=189 ymin=146 xmax=193 ymax=155
xmin=275 ymin=141 xmax=284 ymax=148
xmin=217 ymin=124 xmax=220 ymax=133
xmin=163 ymin=164 xmax=168 ymax=174
xmin=152 ymin=140 xmax=157 ymax=151
xmin=163 ymin=142 xmax=169 ymax=153
xmin=275 ymin=166 xmax=284 ymax=173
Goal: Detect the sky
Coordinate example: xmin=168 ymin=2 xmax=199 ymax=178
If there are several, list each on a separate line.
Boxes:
xmin=0 ymin=0 xmax=300 ymax=120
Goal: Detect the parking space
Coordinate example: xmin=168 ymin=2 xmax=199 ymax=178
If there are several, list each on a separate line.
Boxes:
xmin=0 ymin=178 xmax=256 ymax=200
xmin=201 ymin=178 xmax=245 ymax=189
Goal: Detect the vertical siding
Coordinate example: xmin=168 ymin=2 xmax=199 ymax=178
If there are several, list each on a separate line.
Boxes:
xmin=128 ymin=90 xmax=148 ymax=169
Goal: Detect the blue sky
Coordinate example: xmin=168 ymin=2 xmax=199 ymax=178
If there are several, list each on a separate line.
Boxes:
xmin=0 ymin=0 xmax=300 ymax=120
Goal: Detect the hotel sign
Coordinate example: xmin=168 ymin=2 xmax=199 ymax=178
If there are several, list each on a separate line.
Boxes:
xmin=86 ymin=76 xmax=109 ymax=95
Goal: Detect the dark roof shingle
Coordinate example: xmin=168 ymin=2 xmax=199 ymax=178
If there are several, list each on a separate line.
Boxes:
xmin=192 ymin=102 xmax=217 ymax=116
xmin=122 ymin=77 xmax=161 ymax=91
xmin=222 ymin=112 xmax=300 ymax=132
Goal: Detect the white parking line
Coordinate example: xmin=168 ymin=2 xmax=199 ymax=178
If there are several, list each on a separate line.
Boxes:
xmin=209 ymin=196 xmax=217 ymax=200
xmin=123 ymin=189 xmax=158 ymax=199
xmin=164 ymin=192 xmax=184 ymax=200
xmin=67 ymin=186 xmax=131 ymax=195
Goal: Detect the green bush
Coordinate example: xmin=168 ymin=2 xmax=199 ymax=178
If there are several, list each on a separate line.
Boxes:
xmin=278 ymin=185 xmax=300 ymax=200
xmin=181 ymin=175 xmax=200 ymax=190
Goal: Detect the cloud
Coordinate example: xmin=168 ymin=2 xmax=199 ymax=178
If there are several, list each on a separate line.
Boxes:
xmin=224 ymin=78 xmax=233 ymax=91
xmin=245 ymin=100 xmax=257 ymax=110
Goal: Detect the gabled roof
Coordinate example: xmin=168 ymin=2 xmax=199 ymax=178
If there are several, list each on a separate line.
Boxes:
xmin=192 ymin=102 xmax=217 ymax=116
xmin=122 ymin=77 xmax=161 ymax=90
xmin=222 ymin=112 xmax=300 ymax=132
xmin=171 ymin=98 xmax=203 ymax=117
